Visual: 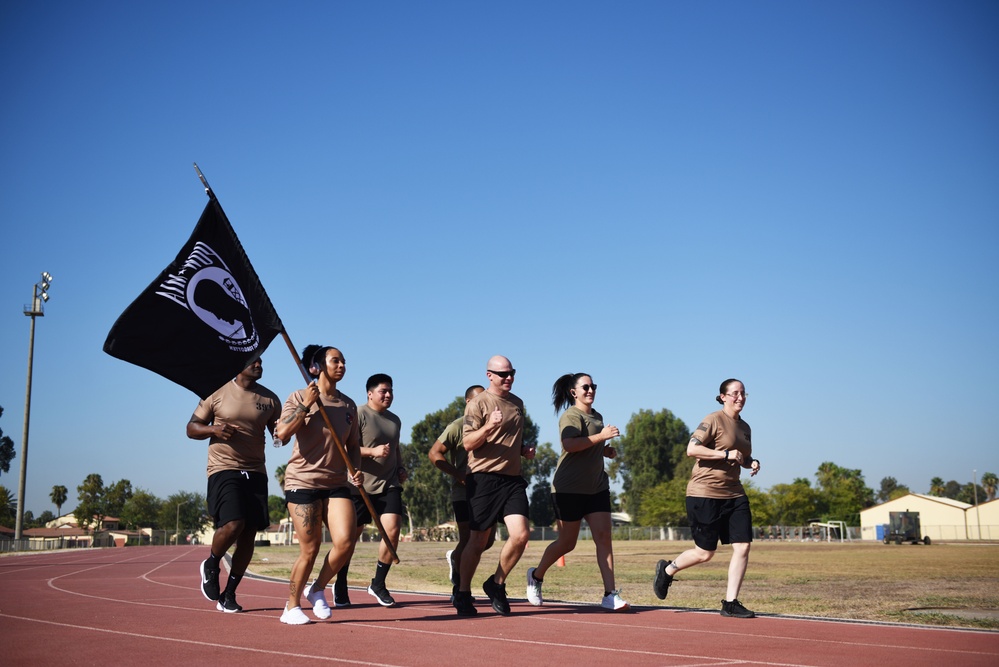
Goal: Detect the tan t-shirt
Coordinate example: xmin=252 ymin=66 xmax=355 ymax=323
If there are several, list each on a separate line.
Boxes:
xmin=355 ymin=404 xmax=402 ymax=496
xmin=193 ymin=380 xmax=281 ymax=477
xmin=686 ymin=410 xmax=752 ymax=499
xmin=438 ymin=416 xmax=468 ymax=502
xmin=551 ymin=406 xmax=610 ymax=495
xmin=463 ymin=390 xmax=525 ymax=475
xmin=281 ymin=388 xmax=361 ymax=491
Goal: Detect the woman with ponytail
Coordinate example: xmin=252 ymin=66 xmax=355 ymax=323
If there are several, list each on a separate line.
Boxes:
xmin=524 ymin=373 xmax=628 ymax=611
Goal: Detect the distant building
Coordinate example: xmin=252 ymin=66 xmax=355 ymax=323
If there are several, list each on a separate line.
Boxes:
xmin=859 ymin=493 xmax=998 ymax=541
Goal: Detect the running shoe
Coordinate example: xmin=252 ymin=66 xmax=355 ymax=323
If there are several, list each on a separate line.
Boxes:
xmin=525 ymin=567 xmax=543 ymax=606
xmin=445 ymin=548 xmax=457 ymax=586
xmin=200 ymin=558 xmax=221 ymax=601
xmin=653 ymin=559 xmax=674 ymax=600
xmin=720 ymin=599 xmax=756 ymax=618
xmin=306 ymin=582 xmax=332 ymax=620
xmin=216 ymin=591 xmax=243 ymax=613
xmin=367 ymin=580 xmax=396 ymax=607
xmin=280 ymin=604 xmax=311 ymax=625
xmin=333 ymin=589 xmax=352 ymax=608
xmin=600 ymin=590 xmax=630 ymax=611
xmin=453 ymin=590 xmax=477 ymax=617
xmin=482 ymin=576 xmax=510 ymax=615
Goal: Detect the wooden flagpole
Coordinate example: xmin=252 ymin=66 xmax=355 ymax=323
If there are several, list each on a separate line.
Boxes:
xmin=193 ymin=163 xmax=399 ymax=564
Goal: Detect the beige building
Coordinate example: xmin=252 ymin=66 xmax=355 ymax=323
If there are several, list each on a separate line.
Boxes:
xmin=860 ymin=493 xmax=999 ymax=541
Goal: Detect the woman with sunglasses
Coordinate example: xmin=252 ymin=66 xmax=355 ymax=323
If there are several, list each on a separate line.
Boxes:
xmin=652 ymin=378 xmax=761 ymax=619
xmin=525 ymin=373 xmax=628 ymax=611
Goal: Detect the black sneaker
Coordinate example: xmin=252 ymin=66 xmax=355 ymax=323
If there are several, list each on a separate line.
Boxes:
xmin=482 ymin=576 xmax=510 ymax=615
xmin=653 ymin=559 xmax=674 ymax=600
xmin=216 ymin=591 xmax=243 ymax=613
xmin=720 ymin=599 xmax=756 ymax=618
xmin=367 ymin=580 xmax=396 ymax=607
xmin=333 ymin=589 xmax=352 ymax=608
xmin=453 ymin=590 xmax=477 ymax=616
xmin=200 ymin=558 xmax=221 ymax=601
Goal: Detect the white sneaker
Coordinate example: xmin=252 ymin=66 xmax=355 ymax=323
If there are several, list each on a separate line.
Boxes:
xmin=306 ymin=582 xmax=332 ymax=620
xmin=600 ymin=590 xmax=630 ymax=611
xmin=445 ymin=549 xmax=456 ymax=586
xmin=280 ymin=604 xmax=311 ymax=625
xmin=526 ymin=567 xmax=543 ymax=606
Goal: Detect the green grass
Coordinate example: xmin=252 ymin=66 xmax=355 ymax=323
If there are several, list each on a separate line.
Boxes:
xmin=248 ymin=538 xmax=999 ymax=630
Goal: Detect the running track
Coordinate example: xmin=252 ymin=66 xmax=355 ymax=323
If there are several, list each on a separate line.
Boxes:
xmin=1 ymin=546 xmax=996 ymax=666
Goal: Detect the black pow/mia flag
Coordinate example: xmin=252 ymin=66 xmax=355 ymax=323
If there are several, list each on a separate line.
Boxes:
xmin=104 ymin=197 xmax=284 ymax=399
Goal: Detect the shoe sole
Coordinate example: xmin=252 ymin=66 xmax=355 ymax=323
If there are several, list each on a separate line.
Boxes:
xmin=653 ymin=560 xmax=671 ymax=600
xmin=721 ymin=611 xmax=756 ymax=618
xmin=217 ymin=602 xmax=242 ymax=613
xmin=200 ymin=560 xmax=220 ymax=602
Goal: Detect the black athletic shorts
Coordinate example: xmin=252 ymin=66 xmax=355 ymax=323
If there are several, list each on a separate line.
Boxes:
xmin=552 ymin=489 xmax=612 ymax=523
xmin=466 ymin=472 xmax=529 ymax=532
xmin=686 ymin=495 xmax=753 ymax=551
xmin=353 ymin=486 xmax=405 ymax=527
xmin=284 ymin=486 xmax=353 ymax=505
xmin=452 ymin=499 xmax=471 ymax=524
xmin=207 ymin=470 xmax=269 ymax=531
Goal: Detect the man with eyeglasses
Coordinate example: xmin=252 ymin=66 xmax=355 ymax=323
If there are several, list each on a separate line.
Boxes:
xmin=652 ymin=378 xmax=762 ymax=619
xmin=452 ymin=355 xmax=535 ymax=616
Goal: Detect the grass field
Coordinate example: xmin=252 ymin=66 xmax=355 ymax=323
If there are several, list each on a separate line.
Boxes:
xmin=247 ymin=538 xmax=999 ymax=630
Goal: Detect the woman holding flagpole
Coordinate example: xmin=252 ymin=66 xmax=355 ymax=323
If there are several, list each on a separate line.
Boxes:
xmin=274 ymin=344 xmax=362 ymax=625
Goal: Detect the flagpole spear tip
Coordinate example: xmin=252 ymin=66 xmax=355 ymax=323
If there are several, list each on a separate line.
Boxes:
xmin=192 ymin=162 xmax=216 ymax=200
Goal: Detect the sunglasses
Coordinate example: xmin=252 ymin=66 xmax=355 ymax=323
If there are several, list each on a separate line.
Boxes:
xmin=579 ymin=383 xmax=597 ymax=392
xmin=488 ymin=369 xmax=516 ymax=379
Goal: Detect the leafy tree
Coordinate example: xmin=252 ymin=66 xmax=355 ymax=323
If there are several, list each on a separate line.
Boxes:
xmin=877 ymin=476 xmax=909 ymax=503
xmin=526 ymin=442 xmax=558 ymax=527
xmin=636 ymin=476 xmax=688 ymax=527
xmin=0 ymin=406 xmax=14 ymax=477
xmin=75 ymin=473 xmax=107 ymax=531
xmin=609 ymin=408 xmax=690 ymax=522
xmin=401 ymin=396 xmax=464 ymax=528
xmin=768 ymin=478 xmax=823 ymax=525
xmin=104 ymin=479 xmax=134 ymax=518
xmin=268 ymin=495 xmax=287 ymax=525
xmin=35 ymin=510 xmax=55 ymax=527
xmin=0 ymin=485 xmax=16 ymax=526
xmin=815 ymin=462 xmax=874 ymax=524
xmin=957 ymin=482 xmax=985 ymax=505
xmin=158 ymin=491 xmax=210 ymax=542
xmin=119 ymin=489 xmax=162 ymax=529
xmin=928 ymin=477 xmax=946 ymax=496
xmin=50 ymin=485 xmax=68 ymax=516
xmin=943 ymin=480 xmax=963 ymax=499
xmin=981 ymin=472 xmax=997 ymax=502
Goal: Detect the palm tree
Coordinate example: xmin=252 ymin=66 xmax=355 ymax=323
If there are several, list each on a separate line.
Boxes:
xmin=50 ymin=485 xmax=68 ymax=517
xmin=929 ymin=477 xmax=946 ymax=497
xmin=274 ymin=464 xmax=287 ymax=490
xmin=981 ymin=472 xmax=998 ymax=502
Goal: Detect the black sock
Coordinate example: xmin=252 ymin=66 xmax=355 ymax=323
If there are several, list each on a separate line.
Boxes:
xmin=206 ymin=552 xmax=220 ymax=568
xmin=374 ymin=560 xmax=391 ymax=585
xmin=531 ymin=571 xmax=543 ymax=583
xmin=605 ymin=591 xmax=612 ymax=597
xmin=224 ymin=574 xmax=242 ymax=596
xmin=334 ymin=564 xmax=349 ymax=592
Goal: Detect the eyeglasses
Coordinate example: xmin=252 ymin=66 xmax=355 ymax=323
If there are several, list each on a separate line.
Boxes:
xmin=579 ymin=384 xmax=597 ymax=392
xmin=488 ymin=369 xmax=516 ymax=379
xmin=725 ymin=391 xmax=748 ymax=398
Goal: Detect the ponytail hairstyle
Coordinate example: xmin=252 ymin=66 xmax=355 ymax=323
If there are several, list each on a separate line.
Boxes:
xmin=716 ymin=378 xmax=742 ymax=405
xmin=302 ymin=344 xmax=332 ymax=379
xmin=552 ymin=372 xmax=590 ymax=414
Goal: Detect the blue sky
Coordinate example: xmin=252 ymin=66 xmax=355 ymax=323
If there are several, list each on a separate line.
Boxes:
xmin=1 ymin=2 xmax=997 ymax=518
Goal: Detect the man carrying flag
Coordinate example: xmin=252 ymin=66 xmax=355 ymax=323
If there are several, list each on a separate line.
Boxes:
xmin=187 ymin=356 xmax=281 ymax=612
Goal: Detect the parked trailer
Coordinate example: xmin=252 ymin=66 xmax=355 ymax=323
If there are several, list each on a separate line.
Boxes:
xmin=883 ymin=511 xmax=931 ymax=545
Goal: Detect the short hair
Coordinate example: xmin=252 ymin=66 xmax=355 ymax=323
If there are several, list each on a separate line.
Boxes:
xmin=464 ymin=385 xmax=485 ymax=402
xmin=367 ymin=373 xmax=393 ymax=392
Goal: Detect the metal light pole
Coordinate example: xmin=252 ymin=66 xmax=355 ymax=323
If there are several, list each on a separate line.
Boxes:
xmin=15 ymin=272 xmax=52 ymax=540
xmin=973 ymin=469 xmax=981 ymax=540
xmin=176 ymin=499 xmax=190 ymax=545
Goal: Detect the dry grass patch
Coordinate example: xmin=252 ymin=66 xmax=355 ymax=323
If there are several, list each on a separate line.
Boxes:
xmin=247 ymin=539 xmax=999 ymax=629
